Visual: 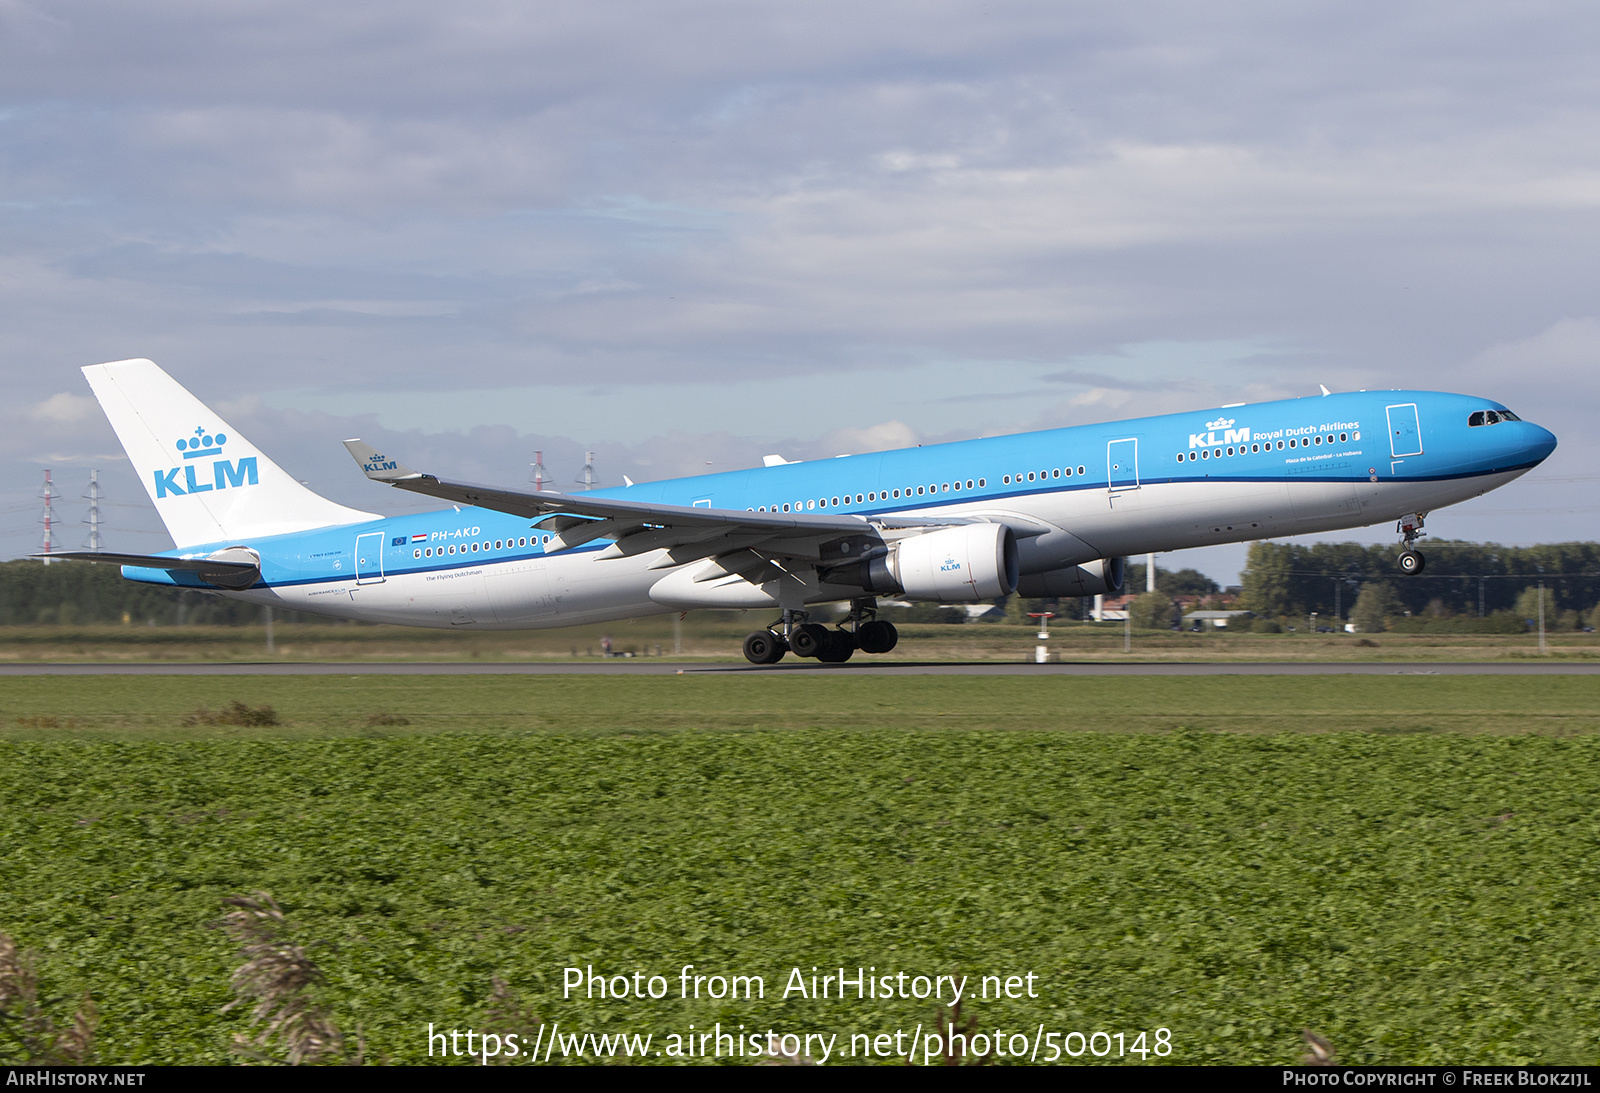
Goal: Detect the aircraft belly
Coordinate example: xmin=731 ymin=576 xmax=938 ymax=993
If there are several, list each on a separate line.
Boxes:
xmin=1060 ymin=480 xmax=1293 ymax=556
xmin=360 ymin=567 xmax=494 ymax=627
xmin=493 ymin=551 xmax=664 ymax=628
xmin=1358 ymin=472 xmax=1522 ymax=526
xmin=1287 ymin=476 xmax=1361 ymax=523
xmin=484 ymin=560 xmax=558 ymax=623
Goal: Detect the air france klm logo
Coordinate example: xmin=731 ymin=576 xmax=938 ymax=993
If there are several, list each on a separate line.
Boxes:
xmin=940 ymin=556 xmax=962 ymax=573
xmin=1190 ymin=417 xmax=1251 ymax=449
xmin=153 ymin=425 xmax=258 ymax=498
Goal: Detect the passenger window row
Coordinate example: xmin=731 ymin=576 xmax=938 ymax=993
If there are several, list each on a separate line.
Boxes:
xmin=414 ymin=535 xmax=552 ymax=559
xmin=754 ymin=478 xmax=991 ymax=513
xmin=747 ymin=462 xmax=1102 ymax=513
xmin=1002 ymin=465 xmax=1086 ymax=486
xmin=1176 ymin=431 xmax=1355 ymax=463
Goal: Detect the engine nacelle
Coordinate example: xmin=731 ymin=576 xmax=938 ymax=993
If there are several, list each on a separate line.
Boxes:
xmin=850 ymin=524 xmax=1018 ymax=603
xmin=1015 ymin=557 xmax=1124 ymax=598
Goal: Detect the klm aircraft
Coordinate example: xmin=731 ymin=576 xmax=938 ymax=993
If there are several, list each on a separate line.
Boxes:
xmin=47 ymin=359 xmax=1556 ymax=663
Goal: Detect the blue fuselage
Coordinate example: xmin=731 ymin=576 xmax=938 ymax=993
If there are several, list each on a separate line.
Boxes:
xmin=123 ymin=389 xmax=1556 ymax=628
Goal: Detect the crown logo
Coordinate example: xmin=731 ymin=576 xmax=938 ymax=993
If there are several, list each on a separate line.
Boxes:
xmin=176 ymin=425 xmax=228 ymax=459
xmin=1205 ymin=417 xmax=1236 ymax=430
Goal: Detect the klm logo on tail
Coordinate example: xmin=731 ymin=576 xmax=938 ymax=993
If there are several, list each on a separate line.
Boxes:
xmin=154 ymin=425 xmax=258 ymax=498
xmin=362 ymin=452 xmax=399 ymax=474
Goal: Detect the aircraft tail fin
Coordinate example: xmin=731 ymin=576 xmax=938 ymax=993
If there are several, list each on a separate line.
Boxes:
xmin=82 ymin=359 xmax=379 ymax=548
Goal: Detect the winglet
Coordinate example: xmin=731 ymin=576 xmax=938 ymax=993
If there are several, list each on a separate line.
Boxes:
xmin=343 ymin=439 xmax=424 ymax=482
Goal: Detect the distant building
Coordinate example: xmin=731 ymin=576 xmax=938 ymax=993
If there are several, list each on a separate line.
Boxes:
xmin=1183 ymin=609 xmax=1255 ymax=629
xmin=957 ymin=603 xmax=1006 ymax=621
xmin=1096 ymin=593 xmax=1135 ymax=621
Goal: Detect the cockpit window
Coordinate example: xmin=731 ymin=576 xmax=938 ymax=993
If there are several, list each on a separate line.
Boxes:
xmin=1468 ymin=409 xmax=1517 ymax=427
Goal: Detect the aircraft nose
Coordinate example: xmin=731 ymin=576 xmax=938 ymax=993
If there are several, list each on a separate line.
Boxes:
xmin=1517 ymin=420 xmax=1558 ymax=466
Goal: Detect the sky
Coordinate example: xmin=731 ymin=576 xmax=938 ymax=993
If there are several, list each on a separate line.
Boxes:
xmin=3 ymin=1 xmax=1598 ymax=585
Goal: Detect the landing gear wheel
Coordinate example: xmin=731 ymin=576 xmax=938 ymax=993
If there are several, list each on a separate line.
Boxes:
xmin=742 ymin=630 xmax=787 ymax=665
xmin=1397 ymin=549 xmax=1426 ymax=575
xmin=815 ymin=630 xmax=856 ymax=663
xmin=856 ymin=619 xmax=898 ymax=654
xmin=790 ymin=623 xmax=832 ymax=658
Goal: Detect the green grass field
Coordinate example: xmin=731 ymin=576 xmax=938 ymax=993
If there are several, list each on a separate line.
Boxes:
xmin=2 ymin=674 xmax=1599 ymax=738
xmin=1 ymin=618 xmax=1596 ymax=663
xmin=3 ymin=676 xmax=1599 ymax=1065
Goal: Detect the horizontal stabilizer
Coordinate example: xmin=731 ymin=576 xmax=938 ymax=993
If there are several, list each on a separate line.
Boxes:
xmin=37 ymin=549 xmax=262 ymax=590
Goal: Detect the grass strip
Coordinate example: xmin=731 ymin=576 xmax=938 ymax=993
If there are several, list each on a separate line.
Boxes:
xmin=2 ymin=674 xmax=1599 ymax=739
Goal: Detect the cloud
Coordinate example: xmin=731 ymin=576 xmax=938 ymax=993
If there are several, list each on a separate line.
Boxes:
xmin=1464 ymin=317 xmax=1600 ymax=387
xmin=0 ymin=0 xmax=70 ymax=52
xmin=4 ymin=2 xmax=1600 ymax=565
xmin=28 ymin=392 xmax=97 ymax=423
xmin=814 ymin=420 xmax=920 ymax=457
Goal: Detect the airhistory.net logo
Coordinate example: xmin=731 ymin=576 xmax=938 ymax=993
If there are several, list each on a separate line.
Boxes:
xmin=154 ymin=424 xmax=258 ymax=498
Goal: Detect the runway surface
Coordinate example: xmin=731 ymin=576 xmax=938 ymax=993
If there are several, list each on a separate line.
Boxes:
xmin=2 ymin=661 xmax=1597 ymax=676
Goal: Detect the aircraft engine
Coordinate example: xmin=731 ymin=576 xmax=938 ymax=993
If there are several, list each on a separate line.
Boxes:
xmin=843 ymin=524 xmax=1018 ymax=603
xmin=1015 ymin=557 xmax=1125 ymax=598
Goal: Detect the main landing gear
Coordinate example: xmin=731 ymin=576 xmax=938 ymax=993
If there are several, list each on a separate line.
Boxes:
xmin=741 ymin=600 xmax=900 ymax=665
xmin=1395 ymin=513 xmax=1427 ymax=575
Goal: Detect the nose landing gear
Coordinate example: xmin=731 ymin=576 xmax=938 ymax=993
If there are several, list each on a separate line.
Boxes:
xmin=1395 ymin=513 xmax=1428 ymax=575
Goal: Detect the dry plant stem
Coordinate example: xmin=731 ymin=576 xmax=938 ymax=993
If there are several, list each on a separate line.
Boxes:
xmin=185 ymin=701 xmax=279 ymax=727
xmin=1301 ymin=1028 xmax=1338 ymax=1065
xmin=220 ymin=893 xmax=344 ymax=1065
xmin=483 ymin=976 xmax=541 ymax=1066
xmin=0 ymin=932 xmax=96 ymax=1064
xmin=932 ymin=997 xmax=991 ymax=1066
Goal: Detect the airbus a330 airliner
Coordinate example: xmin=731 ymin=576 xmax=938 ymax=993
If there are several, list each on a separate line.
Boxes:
xmin=46 ymin=359 xmax=1556 ymax=663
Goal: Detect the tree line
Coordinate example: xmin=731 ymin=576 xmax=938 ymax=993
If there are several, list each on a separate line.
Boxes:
xmin=1238 ymin=540 xmax=1600 ymax=631
xmin=3 ymin=542 xmax=1596 ymax=631
xmin=0 ymin=559 xmax=326 ymax=626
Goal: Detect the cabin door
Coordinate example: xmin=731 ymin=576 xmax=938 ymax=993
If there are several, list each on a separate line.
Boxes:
xmin=355 ymin=532 xmax=386 ymax=584
xmin=1107 ymin=438 xmax=1140 ymax=503
xmin=1386 ymin=403 xmax=1423 ymax=459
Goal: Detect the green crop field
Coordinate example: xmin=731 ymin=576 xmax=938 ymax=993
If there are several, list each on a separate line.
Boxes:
xmin=3 ymin=676 xmax=1599 ymax=1066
